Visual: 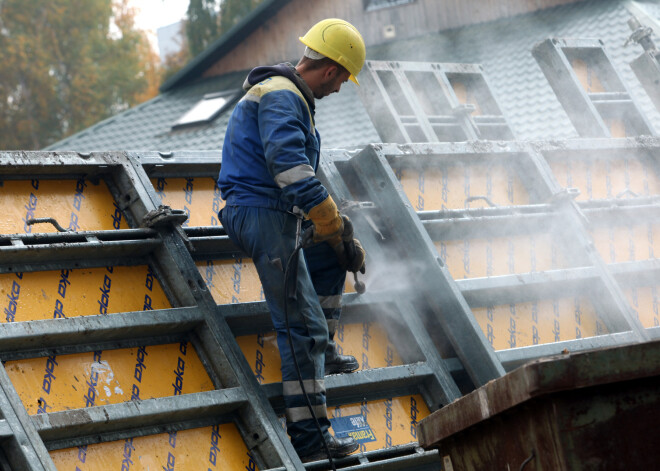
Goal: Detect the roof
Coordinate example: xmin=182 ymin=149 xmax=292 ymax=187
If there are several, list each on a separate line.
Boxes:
xmin=46 ymin=0 xmax=660 ymax=152
xmin=47 ymin=71 xmax=247 ymax=152
xmin=364 ymin=0 xmax=660 ymax=140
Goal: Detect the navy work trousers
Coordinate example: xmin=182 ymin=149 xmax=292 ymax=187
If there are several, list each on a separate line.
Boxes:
xmin=220 ymin=205 xmax=345 ymax=455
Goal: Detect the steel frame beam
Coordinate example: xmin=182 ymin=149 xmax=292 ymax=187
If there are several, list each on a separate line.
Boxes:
xmin=0 ymin=364 xmax=56 ymax=470
xmin=319 ymin=151 xmax=466 ymax=406
xmin=0 ymin=308 xmax=202 ymax=361
xmin=35 ymin=389 xmax=245 ymax=449
xmin=626 ymin=13 xmax=660 ymax=112
xmin=268 ymin=444 xmax=441 ymax=471
xmin=631 ymin=51 xmax=660 ymax=111
xmin=0 ymin=229 xmax=160 ymax=274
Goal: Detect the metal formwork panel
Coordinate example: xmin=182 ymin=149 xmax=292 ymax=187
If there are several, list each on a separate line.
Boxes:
xmin=0 ymin=151 xmax=300 ymax=471
xmin=140 ymin=151 xmax=455 ymax=467
xmin=533 ymin=38 xmax=656 ymax=137
xmin=1 ymin=137 xmax=659 ymax=470
xmin=357 ymin=60 xmax=514 ymax=143
xmin=375 ymin=139 xmax=658 ymax=360
xmin=319 ymin=147 xmax=506 ymax=390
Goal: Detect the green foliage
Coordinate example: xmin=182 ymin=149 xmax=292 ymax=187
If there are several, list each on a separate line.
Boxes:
xmin=0 ymin=0 xmax=158 ymax=150
xmin=182 ymin=0 xmax=266 ymax=62
xmin=219 ymin=0 xmax=266 ymax=36
xmin=185 ymin=0 xmax=219 ymax=58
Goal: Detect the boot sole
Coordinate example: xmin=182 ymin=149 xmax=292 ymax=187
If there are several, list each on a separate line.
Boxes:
xmin=300 ymin=441 xmax=359 ymax=463
xmin=324 ymin=362 xmax=359 ymax=375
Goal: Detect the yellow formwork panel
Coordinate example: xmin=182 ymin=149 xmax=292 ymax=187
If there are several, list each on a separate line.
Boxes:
xmin=451 ymin=80 xmax=483 ymax=116
xmin=395 ymin=163 xmax=529 ymax=211
xmin=6 ymin=342 xmax=213 ymax=415
xmin=472 ymin=296 xmax=604 ymax=350
xmin=329 ymin=395 xmax=429 ymax=453
xmin=549 ymin=156 xmax=660 ymax=201
xmin=571 ymin=59 xmax=606 ymax=94
xmin=237 ymin=322 xmax=401 ymax=385
xmin=199 ymin=258 xmax=358 ymax=305
xmin=203 ymin=256 xmax=370 ymax=383
xmin=199 ymin=259 xmax=264 ymax=304
xmin=436 ymin=234 xmax=570 ymax=279
xmin=152 ymin=177 xmax=225 ymax=227
xmin=50 ymin=423 xmax=257 ymax=470
xmin=0 ymin=178 xmax=128 ymax=234
xmin=201 ymin=256 xmax=417 ymax=455
xmin=624 ymin=285 xmax=660 ymax=328
xmin=591 ymin=223 xmax=660 ymax=263
xmin=571 ymin=59 xmax=626 ymax=137
xmin=0 ymin=266 xmax=170 ymax=323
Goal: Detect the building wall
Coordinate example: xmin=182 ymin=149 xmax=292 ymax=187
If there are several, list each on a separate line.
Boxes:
xmin=202 ymin=0 xmax=581 ymax=78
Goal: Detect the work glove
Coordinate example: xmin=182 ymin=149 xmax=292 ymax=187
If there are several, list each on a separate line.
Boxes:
xmin=331 ymin=215 xmax=366 ymax=274
xmin=306 ymin=196 xmax=344 ymax=243
xmin=345 ymin=237 xmax=366 ymax=274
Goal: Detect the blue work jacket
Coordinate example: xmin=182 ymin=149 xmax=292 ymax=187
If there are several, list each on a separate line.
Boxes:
xmin=218 ymin=64 xmax=328 ymax=214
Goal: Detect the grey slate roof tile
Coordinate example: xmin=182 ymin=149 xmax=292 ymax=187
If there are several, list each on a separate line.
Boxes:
xmin=47 ymin=0 xmax=660 ymax=152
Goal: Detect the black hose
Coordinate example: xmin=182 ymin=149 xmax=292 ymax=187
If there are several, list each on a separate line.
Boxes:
xmin=519 ymin=449 xmax=535 ymax=471
xmin=283 ymin=220 xmax=336 ymax=470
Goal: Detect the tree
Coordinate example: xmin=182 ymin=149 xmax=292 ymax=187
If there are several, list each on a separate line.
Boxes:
xmin=166 ymin=0 xmax=265 ymax=84
xmin=181 ymin=0 xmax=266 ymax=62
xmin=218 ymin=0 xmax=265 ymax=36
xmin=0 ymin=0 xmax=160 ymax=150
xmin=185 ymin=0 xmax=219 ymax=58
xmin=161 ymin=32 xmax=192 ymax=84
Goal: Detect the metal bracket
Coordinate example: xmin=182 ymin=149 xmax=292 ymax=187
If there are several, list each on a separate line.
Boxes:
xmin=625 ymin=17 xmax=656 ymax=51
xmin=26 ymin=218 xmax=69 ymax=233
xmin=464 ymin=195 xmax=498 ymax=208
xmin=141 ymin=205 xmax=194 ymax=252
xmin=141 ymin=205 xmax=188 ymax=227
xmin=547 ymin=187 xmax=581 ymax=204
xmin=339 ymin=200 xmax=385 ymax=240
xmin=616 ymin=188 xmax=640 ymax=199
xmin=452 ymin=103 xmax=477 ymax=116
xmin=339 ymin=200 xmax=376 ymax=213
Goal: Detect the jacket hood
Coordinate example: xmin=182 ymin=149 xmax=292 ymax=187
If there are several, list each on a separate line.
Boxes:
xmin=243 ymin=63 xmax=315 ymax=112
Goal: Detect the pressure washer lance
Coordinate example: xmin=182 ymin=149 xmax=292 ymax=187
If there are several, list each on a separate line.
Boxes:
xmin=337 ymin=199 xmax=377 ymax=294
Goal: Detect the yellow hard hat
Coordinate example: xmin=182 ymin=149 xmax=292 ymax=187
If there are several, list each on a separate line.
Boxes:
xmin=299 ymin=18 xmax=366 ymax=85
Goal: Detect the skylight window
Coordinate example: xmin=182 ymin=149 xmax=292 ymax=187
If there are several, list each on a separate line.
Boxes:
xmin=172 ymin=91 xmax=238 ymax=129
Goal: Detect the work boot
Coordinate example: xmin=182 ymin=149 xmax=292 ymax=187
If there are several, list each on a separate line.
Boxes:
xmin=325 ymin=342 xmax=359 ymax=375
xmin=299 ymin=434 xmax=359 ymax=463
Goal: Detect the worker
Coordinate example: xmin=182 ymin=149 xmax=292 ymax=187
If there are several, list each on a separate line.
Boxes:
xmin=217 ymin=19 xmax=367 ymax=462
